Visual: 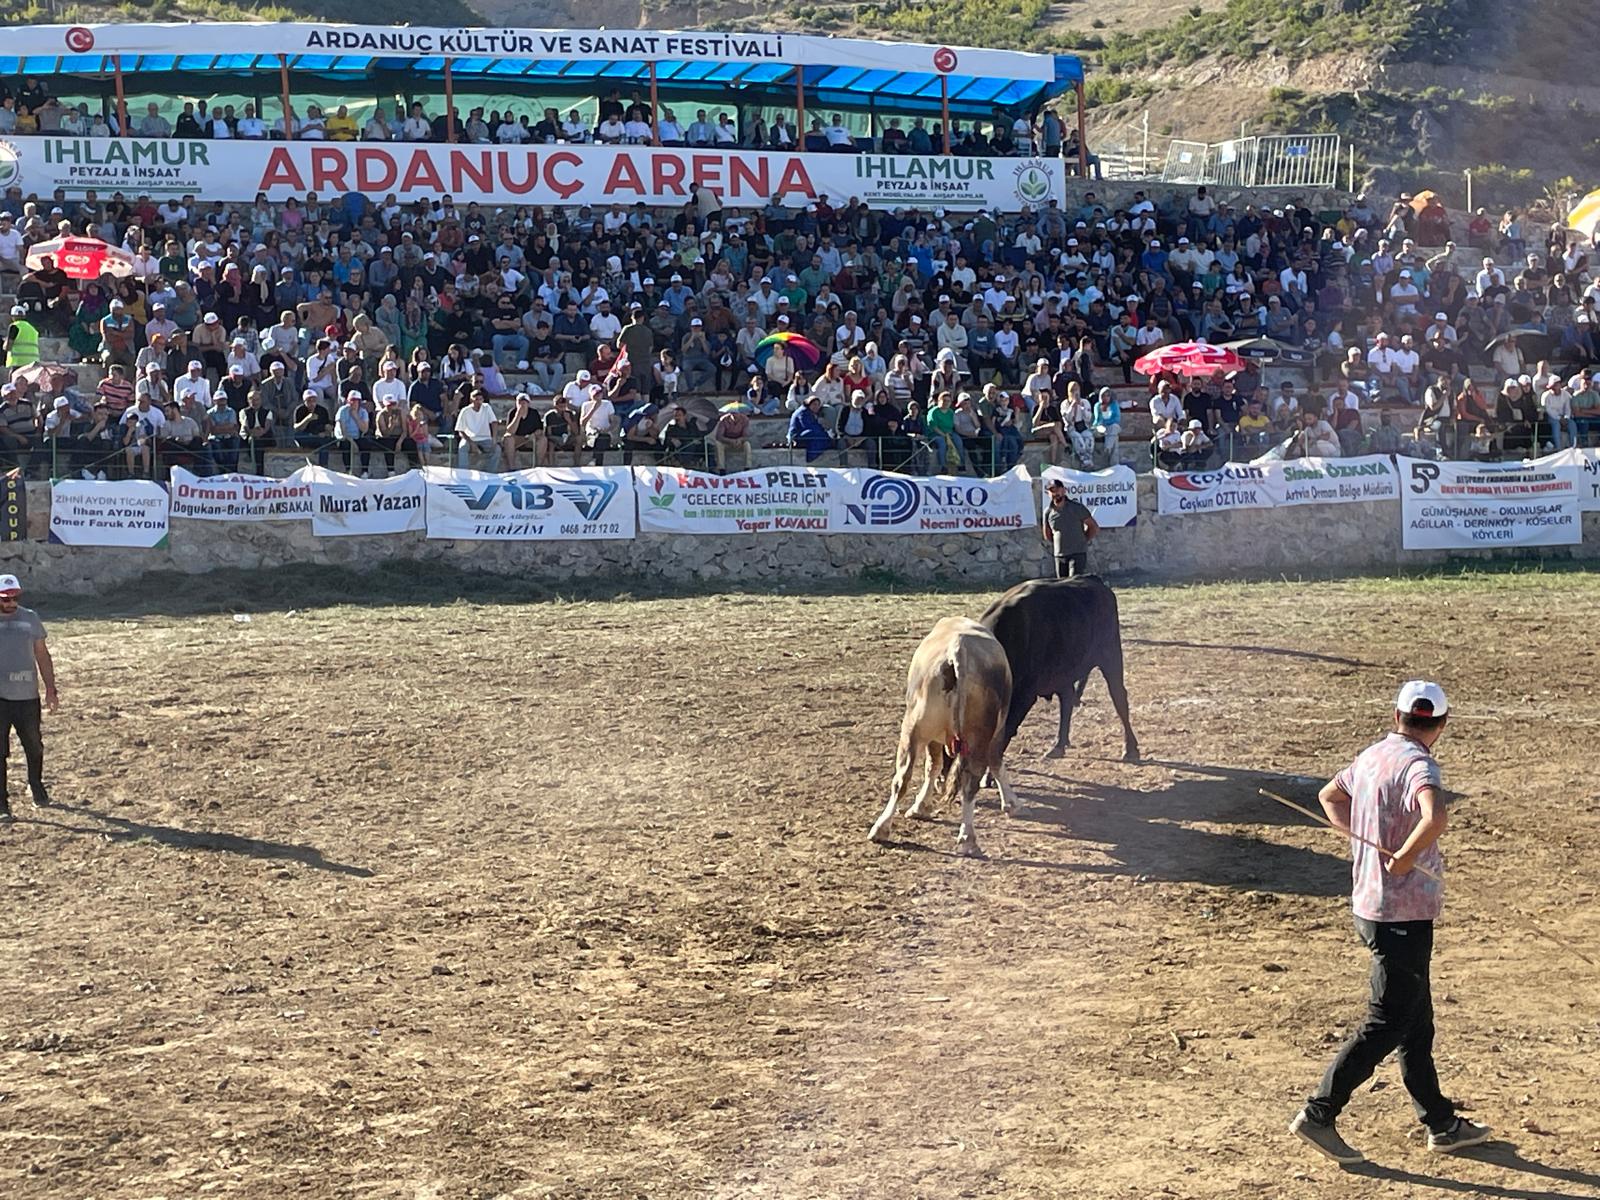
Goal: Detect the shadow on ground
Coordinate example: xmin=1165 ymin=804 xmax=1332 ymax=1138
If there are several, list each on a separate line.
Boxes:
xmin=1125 ymin=637 xmax=1376 ymax=669
xmin=895 ymin=758 xmax=1349 ymax=896
xmin=20 ymin=806 xmax=374 ymax=877
xmin=1350 ymin=1141 xmax=1600 ymax=1200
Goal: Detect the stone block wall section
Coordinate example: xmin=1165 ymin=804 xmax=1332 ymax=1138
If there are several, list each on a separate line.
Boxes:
xmin=4 ymin=477 xmax=1595 ymax=597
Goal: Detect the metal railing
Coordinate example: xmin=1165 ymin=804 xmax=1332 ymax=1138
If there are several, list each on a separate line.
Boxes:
xmin=1161 ymin=133 xmax=1342 ymax=189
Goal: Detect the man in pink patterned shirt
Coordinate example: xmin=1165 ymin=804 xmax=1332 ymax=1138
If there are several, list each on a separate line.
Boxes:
xmin=1290 ymin=681 xmax=1492 ymax=1165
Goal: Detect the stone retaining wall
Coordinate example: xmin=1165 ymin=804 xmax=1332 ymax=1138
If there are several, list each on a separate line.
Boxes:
xmin=3 ymin=478 xmax=1593 ymax=596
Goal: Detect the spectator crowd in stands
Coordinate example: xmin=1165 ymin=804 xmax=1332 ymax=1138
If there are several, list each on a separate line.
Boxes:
xmin=0 ymin=163 xmax=1596 ymax=483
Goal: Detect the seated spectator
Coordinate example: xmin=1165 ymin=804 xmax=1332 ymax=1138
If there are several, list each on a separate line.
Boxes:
xmin=290 ymin=388 xmax=332 ymax=467
xmin=1289 ymin=410 xmax=1340 ymax=459
xmin=454 ymin=388 xmax=501 ymax=470
xmin=658 ymin=404 xmax=707 ymax=468
xmin=711 ymin=404 xmax=753 ymax=474
xmin=1179 ymin=419 xmax=1213 ymax=469
xmin=1092 ymin=386 xmax=1122 ymax=465
xmin=373 ymin=397 xmax=418 ymax=474
xmin=501 ymin=392 xmax=545 ymax=470
xmin=579 ymin=382 xmax=617 ymax=465
xmin=787 ymin=394 xmax=834 ymax=463
xmin=1152 ymin=417 xmax=1185 ymax=470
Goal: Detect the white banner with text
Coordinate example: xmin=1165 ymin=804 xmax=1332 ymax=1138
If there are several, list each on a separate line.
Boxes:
xmin=1539 ymin=447 xmax=1600 ymax=511
xmin=48 ymin=479 xmax=169 ymax=547
xmin=168 ymin=467 xmax=313 ymax=522
xmin=635 ymin=465 xmax=837 ymax=534
xmin=1399 ymin=457 xmax=1584 ymax=550
xmin=1156 ymin=455 xmax=1400 ymax=516
xmin=7 ymin=24 xmax=1060 ymax=81
xmin=303 ymin=465 xmax=426 ymax=537
xmin=423 ymin=465 xmax=636 ymax=541
xmin=831 ymin=466 xmax=1036 ymax=534
xmin=1039 ymin=464 xmax=1138 ymax=528
xmin=9 ymin=137 xmax=1064 ymax=212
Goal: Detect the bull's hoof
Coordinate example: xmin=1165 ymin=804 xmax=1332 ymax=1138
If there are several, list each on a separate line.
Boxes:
xmin=1043 ymin=743 xmax=1068 ymax=759
xmin=868 ymin=820 xmax=892 ymax=844
xmin=908 ymin=805 xmax=936 ymax=821
xmin=955 ymin=837 xmax=983 ymax=858
xmin=1122 ymin=746 xmax=1142 ymax=764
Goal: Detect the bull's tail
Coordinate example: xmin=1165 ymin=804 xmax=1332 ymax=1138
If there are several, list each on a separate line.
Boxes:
xmin=941 ymin=642 xmax=970 ymax=761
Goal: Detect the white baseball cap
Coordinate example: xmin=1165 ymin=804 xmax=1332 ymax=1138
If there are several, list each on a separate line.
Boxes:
xmin=1395 ymin=680 xmax=1448 ymax=717
xmin=0 ymin=574 xmax=20 ymax=595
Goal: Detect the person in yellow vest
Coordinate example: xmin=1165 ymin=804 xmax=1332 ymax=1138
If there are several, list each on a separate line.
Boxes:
xmin=4 ymin=304 xmax=39 ymax=372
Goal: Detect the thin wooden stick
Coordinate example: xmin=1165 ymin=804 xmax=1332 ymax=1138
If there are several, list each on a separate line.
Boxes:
xmin=1259 ymin=789 xmax=1595 ymax=968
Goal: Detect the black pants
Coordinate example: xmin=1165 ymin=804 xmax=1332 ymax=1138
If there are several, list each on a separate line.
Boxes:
xmin=1055 ymin=553 xmax=1087 ymax=579
xmin=1305 ymin=917 xmax=1455 ymax=1133
xmin=0 ymin=696 xmax=44 ymax=795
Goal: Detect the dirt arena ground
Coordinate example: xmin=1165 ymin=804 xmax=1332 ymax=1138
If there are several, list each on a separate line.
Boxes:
xmin=2 ymin=567 xmax=1598 ymax=1200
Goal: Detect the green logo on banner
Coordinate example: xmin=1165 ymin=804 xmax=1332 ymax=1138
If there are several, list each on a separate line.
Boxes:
xmin=0 ymin=141 xmax=19 ymax=191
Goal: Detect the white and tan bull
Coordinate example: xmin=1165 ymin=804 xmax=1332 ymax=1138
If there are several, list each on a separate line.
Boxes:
xmin=869 ymin=616 xmax=1020 ymax=856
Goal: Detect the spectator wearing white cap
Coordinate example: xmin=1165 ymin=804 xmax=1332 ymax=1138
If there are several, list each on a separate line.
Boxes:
xmin=0 ymin=573 xmax=57 ymax=822
xmin=1292 ymin=681 xmax=1490 ymax=1165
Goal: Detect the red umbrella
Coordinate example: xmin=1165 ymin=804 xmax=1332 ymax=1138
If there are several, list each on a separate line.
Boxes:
xmin=25 ymin=237 xmax=135 ymax=281
xmin=1133 ymin=341 xmax=1247 ymax=378
xmin=8 ymin=362 xmax=78 ymax=392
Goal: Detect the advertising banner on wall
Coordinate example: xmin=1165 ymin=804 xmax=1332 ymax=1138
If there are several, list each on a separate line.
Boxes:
xmin=168 ymin=467 xmax=313 ymax=522
xmin=1274 ymin=455 xmax=1401 ymax=508
xmin=1038 ymin=465 xmax=1138 ymax=528
xmin=423 ymin=466 xmax=636 ymax=541
xmin=1155 ymin=455 xmax=1400 ymax=515
xmin=1154 ymin=462 xmax=1277 ymax=516
xmin=1538 ymin=447 xmax=1600 ymax=511
xmin=1398 ymin=457 xmax=1583 ymax=550
xmin=831 ymin=466 xmax=1036 ymax=534
xmin=3 ymin=137 xmax=1064 ymax=212
xmin=48 ymin=480 xmax=169 ymax=547
xmin=635 ymin=465 xmax=836 ymax=534
xmin=303 ymin=465 xmax=426 ymax=537
xmin=0 ymin=474 xmax=25 ymax=542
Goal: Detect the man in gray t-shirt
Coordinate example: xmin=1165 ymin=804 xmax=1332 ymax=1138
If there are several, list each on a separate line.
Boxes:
xmin=1042 ymin=478 xmax=1099 ymax=578
xmin=0 ymin=572 xmax=58 ymax=820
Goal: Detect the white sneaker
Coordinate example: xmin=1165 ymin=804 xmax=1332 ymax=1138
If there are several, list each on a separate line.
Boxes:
xmin=96 ymin=471 xmax=107 ymax=481
xmin=360 ymin=471 xmax=370 ymax=479
xmin=80 ymin=468 xmax=94 ymax=480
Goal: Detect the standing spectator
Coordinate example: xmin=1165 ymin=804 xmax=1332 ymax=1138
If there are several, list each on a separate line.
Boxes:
xmin=0 ymin=574 xmax=58 ymax=821
xmin=1042 ymin=479 xmax=1098 ymax=578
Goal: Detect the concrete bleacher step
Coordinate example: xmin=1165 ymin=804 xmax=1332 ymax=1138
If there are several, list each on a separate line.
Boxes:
xmin=256 ymin=436 xmax=1152 ymax=480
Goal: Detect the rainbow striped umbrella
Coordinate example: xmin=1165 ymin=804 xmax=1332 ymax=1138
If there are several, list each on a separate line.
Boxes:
xmin=754 ymin=332 xmax=822 ymax=369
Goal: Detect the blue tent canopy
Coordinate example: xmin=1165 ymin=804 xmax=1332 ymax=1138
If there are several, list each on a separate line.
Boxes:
xmin=3 ymin=49 xmax=1084 ymax=120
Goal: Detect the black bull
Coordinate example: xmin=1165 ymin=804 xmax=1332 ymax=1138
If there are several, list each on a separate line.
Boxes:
xmin=979 ymin=576 xmax=1140 ymax=762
